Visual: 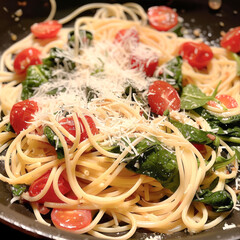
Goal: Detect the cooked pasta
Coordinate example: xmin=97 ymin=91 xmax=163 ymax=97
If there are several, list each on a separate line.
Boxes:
xmin=0 ymin=1 xmax=239 ymax=239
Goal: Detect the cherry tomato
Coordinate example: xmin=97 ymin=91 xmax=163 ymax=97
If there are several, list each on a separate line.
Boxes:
xmin=130 ymin=55 xmax=159 ymax=77
xmin=31 ymin=20 xmax=62 ymax=39
xmin=29 ymin=170 xmax=71 ymax=204
xmin=179 ymin=42 xmax=213 ymax=69
xmin=13 ymin=47 xmax=42 ymax=74
xmin=59 ymin=115 xmax=99 ymax=145
xmin=51 ymin=209 xmax=92 ymax=231
xmin=192 ymin=143 xmax=207 ymax=156
xmin=147 ymin=6 xmax=178 ymax=31
xmin=114 ymin=28 xmax=139 ymax=46
xmin=220 ymin=26 xmax=240 ymax=53
xmin=148 ymin=80 xmax=181 ymax=115
xmin=10 ymin=100 xmax=38 ymax=134
xmin=208 ymin=94 xmax=238 ymax=109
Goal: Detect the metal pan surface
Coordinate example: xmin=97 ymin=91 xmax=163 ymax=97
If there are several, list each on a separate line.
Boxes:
xmin=0 ymin=0 xmax=239 ymax=239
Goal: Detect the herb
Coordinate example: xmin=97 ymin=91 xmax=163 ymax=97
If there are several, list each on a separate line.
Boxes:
xmin=21 ymin=64 xmax=51 ymax=100
xmin=43 ymin=47 xmax=75 ymax=71
xmin=68 ymin=30 xmax=93 ymax=49
xmin=169 ymin=23 xmax=183 ymax=37
xmin=11 ymin=184 xmax=27 ymax=196
xmin=159 ymin=56 xmax=183 ymax=92
xmin=213 ymin=154 xmax=236 ymax=170
xmin=106 ymin=137 xmax=179 ymax=192
xmin=170 ymin=119 xmax=214 ymax=145
xmin=85 ymin=86 xmax=99 ymax=102
xmin=231 ymin=52 xmax=240 ymax=76
xmin=194 ymin=108 xmax=240 ymax=144
xmin=180 ymin=84 xmax=218 ymax=110
xmin=44 ymin=126 xmax=64 ymax=159
xmin=194 ymin=189 xmax=233 ymax=212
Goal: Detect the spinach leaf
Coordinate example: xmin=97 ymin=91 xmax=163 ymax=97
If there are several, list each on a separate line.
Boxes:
xmin=194 ymin=108 xmax=240 ymax=144
xmin=213 ymin=154 xmax=236 ymax=170
xmin=159 ymin=56 xmax=183 ymax=92
xmin=194 ymin=189 xmax=233 ymax=212
xmin=170 ymin=119 xmax=214 ymax=145
xmin=11 ymin=184 xmax=27 ymax=196
xmin=169 ymin=23 xmax=183 ymax=37
xmin=232 ymin=146 xmax=240 ymax=164
xmin=231 ymin=52 xmax=240 ymax=76
xmin=21 ymin=64 xmax=51 ymax=100
xmin=180 ymin=84 xmax=216 ymax=110
xmin=44 ymin=126 xmax=64 ymax=159
xmin=43 ymin=47 xmax=75 ymax=71
xmin=106 ymin=137 xmax=180 ymax=192
xmin=68 ymin=30 xmax=93 ymax=49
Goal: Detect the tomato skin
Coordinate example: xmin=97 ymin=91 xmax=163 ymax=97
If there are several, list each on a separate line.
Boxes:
xmin=130 ymin=55 xmax=159 ymax=77
xmin=51 ymin=209 xmax=92 ymax=231
xmin=114 ymin=28 xmax=139 ymax=46
xmin=208 ymin=94 xmax=238 ymax=109
xmin=148 ymin=80 xmax=181 ymax=115
xmin=147 ymin=6 xmax=178 ymax=31
xmin=59 ymin=115 xmax=99 ymax=145
xmin=192 ymin=143 xmax=207 ymax=156
xmin=31 ymin=20 xmax=62 ymax=39
xmin=29 ymin=170 xmax=71 ymax=204
xmin=13 ymin=47 xmax=42 ymax=74
xmin=10 ymin=100 xmax=38 ymax=134
xmin=220 ymin=26 xmax=240 ymax=53
xmin=179 ymin=42 xmax=213 ymax=69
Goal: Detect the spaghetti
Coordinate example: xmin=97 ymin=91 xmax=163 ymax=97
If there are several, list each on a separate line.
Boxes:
xmin=0 ymin=1 xmax=239 ymax=239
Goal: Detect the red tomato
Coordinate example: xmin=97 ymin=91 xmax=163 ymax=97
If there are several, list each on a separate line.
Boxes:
xmin=13 ymin=47 xmax=42 ymax=74
xmin=29 ymin=170 xmax=71 ymax=204
xmin=51 ymin=209 xmax=92 ymax=231
xmin=130 ymin=55 xmax=159 ymax=77
xmin=114 ymin=28 xmax=139 ymax=46
xmin=31 ymin=20 xmax=62 ymax=39
xmin=10 ymin=100 xmax=38 ymax=134
xmin=179 ymin=42 xmax=213 ymax=69
xmin=147 ymin=6 xmax=178 ymax=31
xmin=148 ymin=80 xmax=181 ymax=115
xmin=220 ymin=26 xmax=240 ymax=53
xmin=208 ymin=94 xmax=238 ymax=109
xmin=59 ymin=115 xmax=99 ymax=145
xmin=192 ymin=143 xmax=207 ymax=156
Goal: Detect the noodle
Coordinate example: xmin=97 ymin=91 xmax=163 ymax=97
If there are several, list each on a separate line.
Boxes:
xmin=0 ymin=1 xmax=239 ymax=239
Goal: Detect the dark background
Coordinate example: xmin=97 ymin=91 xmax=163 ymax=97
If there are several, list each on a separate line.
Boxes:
xmin=0 ymin=0 xmax=239 ymax=239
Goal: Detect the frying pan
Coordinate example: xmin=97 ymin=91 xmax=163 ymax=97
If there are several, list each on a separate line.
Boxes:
xmin=0 ymin=0 xmax=239 ymax=239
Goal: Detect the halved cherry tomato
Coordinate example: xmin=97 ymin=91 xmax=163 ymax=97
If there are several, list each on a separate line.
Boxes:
xmin=220 ymin=26 xmax=240 ymax=53
xmin=179 ymin=42 xmax=213 ymax=69
xmin=51 ymin=209 xmax=92 ymax=231
xmin=208 ymin=94 xmax=238 ymax=109
xmin=10 ymin=100 xmax=38 ymax=134
xmin=29 ymin=170 xmax=71 ymax=204
xmin=13 ymin=47 xmax=42 ymax=74
xmin=192 ymin=143 xmax=207 ymax=156
xmin=148 ymin=80 xmax=181 ymax=115
xmin=130 ymin=55 xmax=159 ymax=77
xmin=147 ymin=6 xmax=178 ymax=31
xmin=31 ymin=20 xmax=62 ymax=39
xmin=59 ymin=115 xmax=99 ymax=145
xmin=114 ymin=28 xmax=139 ymax=46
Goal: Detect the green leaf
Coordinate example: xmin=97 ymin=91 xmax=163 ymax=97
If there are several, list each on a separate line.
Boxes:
xmin=194 ymin=108 xmax=240 ymax=143
xmin=231 ymin=52 xmax=240 ymax=76
xmin=42 ymin=47 xmax=75 ymax=71
xmin=180 ymin=84 xmax=215 ymax=110
xmin=21 ymin=65 xmax=51 ymax=100
xmin=68 ymin=30 xmax=93 ymax=49
xmin=213 ymin=154 xmax=236 ymax=170
xmin=11 ymin=184 xmax=27 ymax=196
xmin=194 ymin=189 xmax=233 ymax=212
xmin=170 ymin=119 xmax=214 ymax=145
xmin=159 ymin=56 xmax=183 ymax=92
xmin=44 ymin=126 xmax=64 ymax=159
